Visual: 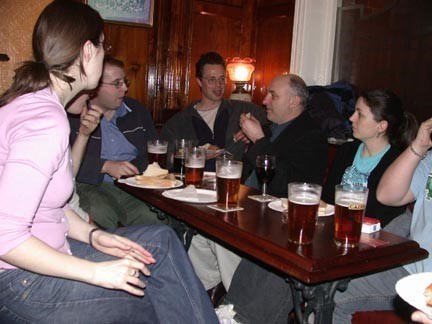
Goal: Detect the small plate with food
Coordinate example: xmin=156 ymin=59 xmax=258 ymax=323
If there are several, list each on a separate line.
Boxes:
xmin=268 ymin=199 xmax=335 ymax=217
xmin=119 ymin=162 xmax=183 ymax=189
xmin=199 ymin=143 xmax=225 ymax=159
xmin=396 ymin=272 xmax=432 ymax=318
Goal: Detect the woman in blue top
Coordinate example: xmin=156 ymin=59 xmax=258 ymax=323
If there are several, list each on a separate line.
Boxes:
xmin=322 ymin=89 xmax=418 ymax=227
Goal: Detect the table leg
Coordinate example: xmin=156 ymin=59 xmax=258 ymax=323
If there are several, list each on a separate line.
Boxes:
xmin=148 ymin=204 xmax=196 ymax=250
xmin=289 ymin=278 xmax=350 ymax=324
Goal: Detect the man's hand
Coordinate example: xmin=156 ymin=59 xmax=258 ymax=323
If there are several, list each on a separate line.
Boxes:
xmin=239 ymin=113 xmax=265 ymax=143
xmin=233 ymin=130 xmax=250 ymax=144
xmin=102 ymin=161 xmax=139 ymax=179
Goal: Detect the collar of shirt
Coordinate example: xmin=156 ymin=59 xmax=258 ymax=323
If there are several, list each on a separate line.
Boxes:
xmin=270 ymin=120 xmax=292 ymax=142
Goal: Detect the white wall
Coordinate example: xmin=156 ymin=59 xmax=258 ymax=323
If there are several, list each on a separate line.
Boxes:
xmin=290 ymin=0 xmax=339 ymax=86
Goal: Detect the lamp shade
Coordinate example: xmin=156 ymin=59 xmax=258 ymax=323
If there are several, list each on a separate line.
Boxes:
xmin=226 ymin=57 xmax=255 ymax=82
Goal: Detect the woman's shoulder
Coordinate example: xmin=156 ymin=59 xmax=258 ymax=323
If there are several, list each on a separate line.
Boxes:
xmin=3 ymin=89 xmax=68 ymax=137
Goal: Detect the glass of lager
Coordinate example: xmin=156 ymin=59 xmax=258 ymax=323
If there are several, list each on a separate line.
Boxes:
xmin=287 ymin=182 xmax=322 ymax=245
xmin=173 ymin=139 xmax=193 ymax=179
xmin=147 ymin=139 xmax=168 ymax=168
xmin=334 ymin=184 xmax=368 ymax=248
xmin=184 ymin=147 xmax=206 ymax=186
xmin=216 ymin=159 xmax=243 ymax=209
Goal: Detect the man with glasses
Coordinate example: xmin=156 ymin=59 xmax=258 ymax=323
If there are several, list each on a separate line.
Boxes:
xmin=68 ymin=56 xmax=161 ymax=229
xmin=161 ymin=51 xmax=267 ymax=171
xmin=161 ymin=52 xmax=267 ymax=306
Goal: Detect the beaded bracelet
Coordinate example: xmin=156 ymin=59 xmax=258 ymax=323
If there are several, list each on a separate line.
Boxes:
xmin=89 ymin=227 xmax=101 ymax=248
xmin=410 ymin=144 xmax=427 ymax=160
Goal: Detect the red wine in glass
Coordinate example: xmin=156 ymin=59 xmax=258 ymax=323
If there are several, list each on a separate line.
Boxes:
xmin=256 ymin=155 xmax=276 ymax=199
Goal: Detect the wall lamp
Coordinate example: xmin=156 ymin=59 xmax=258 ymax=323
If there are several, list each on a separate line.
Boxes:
xmin=226 ymin=57 xmax=255 ymax=101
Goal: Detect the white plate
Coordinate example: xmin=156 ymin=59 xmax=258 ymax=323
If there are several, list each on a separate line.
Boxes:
xmin=267 ymin=199 xmax=335 ymax=217
xmin=396 ymin=272 xmax=432 ymax=317
xmin=119 ymin=177 xmax=183 ymax=190
xmin=162 ymin=188 xmax=217 ymax=203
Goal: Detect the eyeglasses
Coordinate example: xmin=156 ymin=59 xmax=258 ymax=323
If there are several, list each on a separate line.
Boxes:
xmin=201 ymin=76 xmax=227 ymax=85
xmin=100 ymin=78 xmax=131 ymax=89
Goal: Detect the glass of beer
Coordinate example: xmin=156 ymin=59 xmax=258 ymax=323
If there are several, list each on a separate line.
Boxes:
xmin=287 ymin=182 xmax=322 ymax=245
xmin=173 ymin=139 xmax=193 ymax=178
xmin=147 ymin=139 xmax=168 ymax=168
xmin=216 ymin=159 xmax=243 ymax=209
xmin=184 ymin=147 xmax=206 ymax=186
xmin=334 ymin=184 xmax=368 ymax=248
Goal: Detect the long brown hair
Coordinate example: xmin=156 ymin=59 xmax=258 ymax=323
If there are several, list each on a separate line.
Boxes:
xmin=361 ymin=89 xmax=418 ymax=150
xmin=0 ymin=0 xmax=104 ymax=107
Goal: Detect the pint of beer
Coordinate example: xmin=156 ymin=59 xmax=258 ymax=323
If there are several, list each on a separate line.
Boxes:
xmin=174 ymin=139 xmax=193 ymax=178
xmin=216 ymin=160 xmax=243 ymax=208
xmin=184 ymin=147 xmax=206 ymax=186
xmin=334 ymin=184 xmax=368 ymax=248
xmin=287 ymin=183 xmax=322 ymax=245
xmin=147 ymin=140 xmax=168 ymax=169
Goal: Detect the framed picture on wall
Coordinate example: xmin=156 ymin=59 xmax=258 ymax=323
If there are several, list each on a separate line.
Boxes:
xmin=86 ymin=0 xmax=154 ymax=27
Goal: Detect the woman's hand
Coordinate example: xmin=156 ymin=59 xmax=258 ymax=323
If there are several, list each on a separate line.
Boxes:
xmin=79 ymin=105 xmax=103 ymax=137
xmin=90 ymin=258 xmax=148 ymax=296
xmin=411 ymin=117 xmax=432 ymax=157
xmin=91 ymin=230 xmax=156 ymax=268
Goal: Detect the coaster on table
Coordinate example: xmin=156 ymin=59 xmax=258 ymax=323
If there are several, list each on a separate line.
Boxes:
xmin=207 ymin=204 xmax=244 ymax=212
xmin=248 ymin=194 xmax=278 ymax=203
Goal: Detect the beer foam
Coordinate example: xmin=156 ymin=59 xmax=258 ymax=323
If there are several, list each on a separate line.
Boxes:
xmin=148 ymin=146 xmax=167 ymax=154
xmin=336 ymin=195 xmax=365 ymax=208
xmin=289 ymin=193 xmax=320 ymax=205
xmin=217 ymin=166 xmax=242 ymax=178
xmin=185 ymin=162 xmax=204 ymax=168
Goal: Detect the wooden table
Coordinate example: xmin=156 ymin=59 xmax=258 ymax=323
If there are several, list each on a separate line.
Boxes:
xmin=116 ymin=181 xmax=428 ymax=323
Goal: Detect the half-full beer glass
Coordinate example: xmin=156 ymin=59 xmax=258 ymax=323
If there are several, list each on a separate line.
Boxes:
xmin=184 ymin=147 xmax=206 ymax=186
xmin=287 ymin=182 xmax=322 ymax=245
xmin=147 ymin=140 xmax=168 ymax=168
xmin=216 ymin=159 xmax=243 ymax=208
xmin=334 ymin=184 xmax=368 ymax=248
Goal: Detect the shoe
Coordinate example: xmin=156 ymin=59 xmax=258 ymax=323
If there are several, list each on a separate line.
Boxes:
xmin=207 ymin=282 xmax=227 ymax=307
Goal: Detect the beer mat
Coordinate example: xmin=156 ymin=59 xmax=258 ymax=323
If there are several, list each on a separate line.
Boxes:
xmin=396 ymin=272 xmax=432 ymax=318
xmin=359 ymin=235 xmax=388 ymax=247
xmin=162 ymin=187 xmax=217 ymax=203
xmin=248 ymin=194 xmax=278 ymax=203
xmin=268 ymin=199 xmax=335 ymax=217
xmin=207 ymin=204 xmax=244 ymax=212
xmin=119 ymin=177 xmax=183 ymax=190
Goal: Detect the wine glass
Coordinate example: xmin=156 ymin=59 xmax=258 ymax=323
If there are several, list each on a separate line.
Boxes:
xmin=255 ymin=154 xmax=276 ymax=201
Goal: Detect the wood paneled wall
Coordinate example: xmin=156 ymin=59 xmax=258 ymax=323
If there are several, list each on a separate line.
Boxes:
xmin=334 ymin=0 xmax=432 ymax=122
xmin=105 ymin=0 xmax=295 ymax=125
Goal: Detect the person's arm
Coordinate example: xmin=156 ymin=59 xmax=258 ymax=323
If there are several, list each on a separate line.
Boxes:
xmin=1 ymin=231 xmax=152 ymax=296
xmin=377 ymin=118 xmax=432 ymax=206
xmin=71 ymin=105 xmax=102 ymax=176
xmin=412 ymin=310 xmax=432 ymax=324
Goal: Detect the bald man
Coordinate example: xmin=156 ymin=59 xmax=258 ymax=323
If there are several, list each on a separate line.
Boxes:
xmin=240 ymin=73 xmax=328 ymax=197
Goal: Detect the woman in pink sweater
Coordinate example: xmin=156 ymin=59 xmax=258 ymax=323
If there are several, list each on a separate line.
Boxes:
xmin=0 ymin=1 xmax=216 ymax=323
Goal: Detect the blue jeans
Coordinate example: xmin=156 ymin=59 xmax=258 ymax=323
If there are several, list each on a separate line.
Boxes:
xmin=333 ymin=266 xmax=410 ymax=323
xmin=0 ymin=225 xmax=218 ymax=324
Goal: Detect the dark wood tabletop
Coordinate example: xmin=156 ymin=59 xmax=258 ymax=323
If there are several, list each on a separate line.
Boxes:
xmin=116 ymin=181 xmax=428 ymax=285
